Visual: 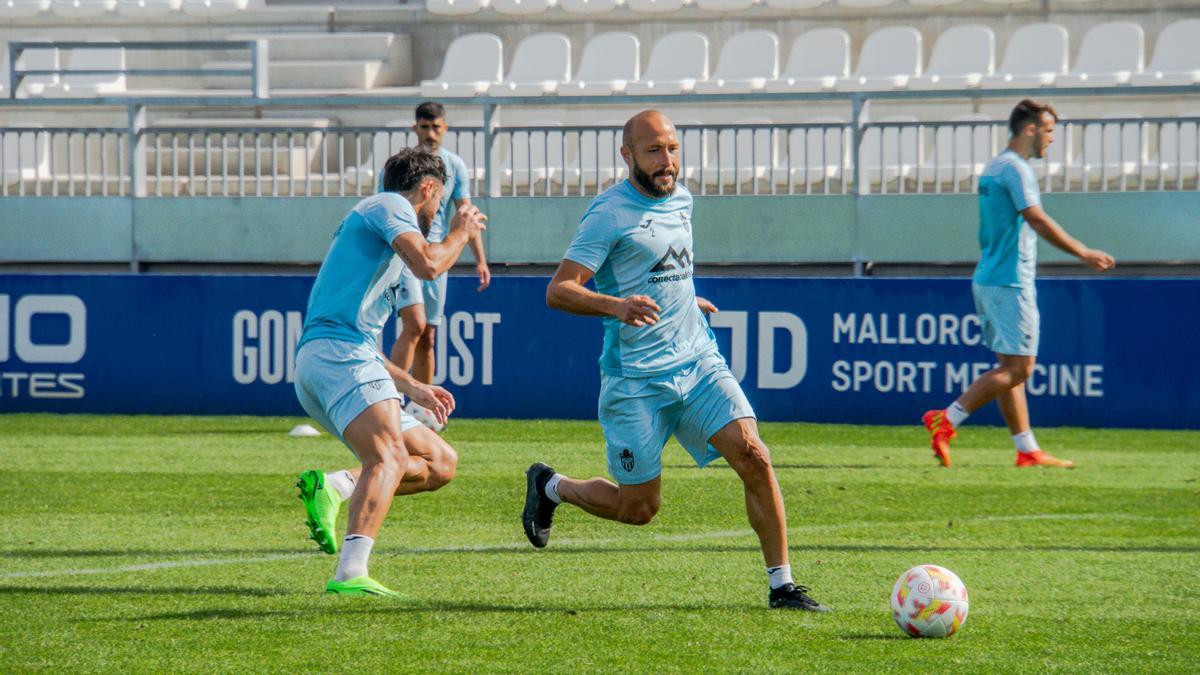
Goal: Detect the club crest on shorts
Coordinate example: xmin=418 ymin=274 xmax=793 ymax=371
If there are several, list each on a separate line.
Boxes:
xmin=619 ymin=449 xmax=635 ymax=472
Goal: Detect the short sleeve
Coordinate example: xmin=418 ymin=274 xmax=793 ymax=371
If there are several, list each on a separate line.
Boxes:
xmin=1004 ymin=160 xmax=1041 ymax=212
xmin=451 ymin=155 xmax=470 ymax=201
xmin=563 ymin=209 xmax=619 ymax=272
xmin=365 ymin=194 xmax=422 ymax=244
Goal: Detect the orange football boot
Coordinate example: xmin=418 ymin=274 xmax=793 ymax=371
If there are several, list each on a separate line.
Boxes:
xmin=921 ymin=409 xmax=956 ymax=468
xmin=1016 ymin=450 xmax=1074 ymax=468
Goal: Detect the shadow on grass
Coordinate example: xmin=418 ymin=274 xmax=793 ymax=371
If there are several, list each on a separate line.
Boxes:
xmin=107 ymin=600 xmax=752 ymax=623
xmin=0 ymin=585 xmax=292 ymax=597
xmin=501 ymin=543 xmax=1200 ymax=556
xmin=840 ymin=632 xmax=909 ymax=641
xmin=664 ymin=464 xmax=892 ymax=471
xmin=0 ymin=548 xmax=309 ymax=559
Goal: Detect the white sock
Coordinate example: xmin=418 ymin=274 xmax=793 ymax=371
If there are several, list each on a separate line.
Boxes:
xmin=767 ymin=564 xmax=793 ymax=590
xmin=325 ymin=470 xmax=356 ymax=502
xmin=335 ymin=534 xmax=374 ymax=581
xmin=1013 ymin=430 xmax=1039 ymax=453
xmin=544 ymin=473 xmax=564 ymax=504
xmin=946 ymin=401 xmax=970 ymax=427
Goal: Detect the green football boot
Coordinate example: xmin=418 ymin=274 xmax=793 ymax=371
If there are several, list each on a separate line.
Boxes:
xmin=325 ymin=576 xmax=402 ymax=598
xmin=296 ymin=470 xmax=341 ymax=555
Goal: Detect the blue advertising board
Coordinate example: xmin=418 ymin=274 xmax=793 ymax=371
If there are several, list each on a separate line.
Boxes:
xmin=0 ymin=274 xmax=1196 ymax=429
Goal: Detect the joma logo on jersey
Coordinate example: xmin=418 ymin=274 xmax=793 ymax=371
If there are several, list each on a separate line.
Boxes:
xmin=651 ymin=246 xmax=692 ymax=272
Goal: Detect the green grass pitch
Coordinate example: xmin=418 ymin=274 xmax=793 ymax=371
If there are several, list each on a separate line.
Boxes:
xmin=1 ymin=414 xmax=1198 ymax=672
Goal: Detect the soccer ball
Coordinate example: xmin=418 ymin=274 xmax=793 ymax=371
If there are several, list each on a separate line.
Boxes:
xmin=403 ymin=399 xmax=446 ymax=433
xmin=890 ymin=564 xmax=969 ymax=638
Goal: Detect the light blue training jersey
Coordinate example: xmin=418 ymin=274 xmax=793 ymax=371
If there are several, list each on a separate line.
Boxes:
xmin=299 ymin=192 xmax=422 ymax=349
xmin=973 ymin=149 xmax=1042 ymax=289
xmin=564 ymin=180 xmax=718 ymax=377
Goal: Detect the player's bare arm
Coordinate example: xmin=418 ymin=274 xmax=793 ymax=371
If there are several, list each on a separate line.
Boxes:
xmin=1021 ymin=205 xmax=1116 ymax=271
xmin=455 ymin=196 xmax=492 ymax=291
xmin=697 ymin=297 xmax=718 ymax=314
xmin=393 ymin=203 xmax=486 ymax=280
xmin=380 ymin=356 xmax=455 ymax=425
xmin=547 ymin=259 xmax=661 ymax=326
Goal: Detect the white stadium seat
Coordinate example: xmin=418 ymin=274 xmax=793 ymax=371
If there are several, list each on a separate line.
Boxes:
xmin=115 ymin=0 xmax=179 ymax=17
xmin=426 ymin=0 xmax=490 ymax=15
xmin=909 ymin=24 xmax=994 ymax=90
xmin=763 ymin=0 xmax=824 ymax=7
xmin=908 ymin=0 xmax=962 ymax=5
xmin=1132 ymin=19 xmax=1200 ymax=86
xmin=979 ymin=0 xmax=1034 ymax=4
xmin=922 ymin=114 xmax=998 ymax=189
xmin=1 ymin=0 xmax=50 ymax=17
xmin=695 ymin=0 xmax=755 ymax=10
xmin=839 ymin=26 xmax=922 ymax=91
xmin=180 ymin=0 xmax=247 ymax=18
xmin=981 ymin=23 xmax=1068 ymax=88
xmin=626 ymin=0 xmax=687 ymax=13
xmin=51 ymin=0 xmax=115 ymax=18
xmin=1067 ymin=115 xmax=1147 ymax=187
xmin=626 ymin=31 xmax=708 ymax=95
xmin=489 ymin=33 xmax=571 ymax=97
xmin=491 ymin=0 xmax=554 ymax=14
xmin=12 ymin=40 xmax=59 ymax=99
xmin=560 ymin=0 xmax=617 ymax=13
xmin=54 ymin=40 xmax=126 ymax=97
xmin=775 ymin=117 xmax=850 ymax=188
xmin=859 ymin=115 xmax=922 ymax=192
xmin=1144 ymin=114 xmax=1199 ymax=183
xmin=562 ymin=32 xmax=639 ymax=95
xmin=702 ymin=120 xmax=774 ymax=189
xmin=836 ymin=0 xmax=894 ymax=7
xmin=2 ymin=125 xmax=51 ymax=186
xmin=1058 ymin=21 xmax=1144 ymax=87
xmin=763 ymin=28 xmax=849 ymax=93
xmin=694 ymin=30 xmax=778 ymax=94
xmin=420 ymin=33 xmax=503 ymax=97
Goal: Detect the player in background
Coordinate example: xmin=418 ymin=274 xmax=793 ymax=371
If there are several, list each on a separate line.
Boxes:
xmin=293 ymin=149 xmax=486 ymax=597
xmin=522 ymin=110 xmax=831 ymax=611
xmin=391 ymin=101 xmax=490 ymax=429
xmin=922 ymin=99 xmax=1115 ymax=469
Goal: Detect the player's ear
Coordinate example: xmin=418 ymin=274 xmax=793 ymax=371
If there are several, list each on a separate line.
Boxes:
xmin=619 ymin=144 xmax=632 ymax=165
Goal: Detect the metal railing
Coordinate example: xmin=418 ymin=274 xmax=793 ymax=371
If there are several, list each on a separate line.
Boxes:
xmin=1 ymin=87 xmax=1198 ymax=198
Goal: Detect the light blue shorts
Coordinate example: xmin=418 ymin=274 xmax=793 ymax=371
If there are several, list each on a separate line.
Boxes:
xmin=294 ymin=338 xmax=421 ymax=455
xmin=395 ymin=268 xmax=449 ymax=326
xmin=599 ymin=352 xmax=756 ymax=485
xmin=972 ymin=283 xmax=1040 ymax=357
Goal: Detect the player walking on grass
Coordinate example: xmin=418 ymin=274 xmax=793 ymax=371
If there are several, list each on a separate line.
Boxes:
xmin=293 ymin=148 xmax=486 ymax=597
xmin=391 ymin=102 xmax=491 ymax=430
xmin=522 ymin=110 xmax=830 ymax=611
xmin=922 ymin=99 xmax=1115 ymax=469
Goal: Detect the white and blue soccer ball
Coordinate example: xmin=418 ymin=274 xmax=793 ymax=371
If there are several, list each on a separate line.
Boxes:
xmin=890 ymin=564 xmax=970 ymax=638
xmin=404 ymin=399 xmax=446 ymax=433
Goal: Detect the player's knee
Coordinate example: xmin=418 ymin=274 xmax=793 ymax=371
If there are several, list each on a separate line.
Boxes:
xmin=617 ymin=498 xmax=659 ymax=526
xmin=1005 ymin=362 xmax=1034 ymax=383
xmin=729 ymin=438 xmax=774 ymax=484
xmin=427 ymin=446 xmax=459 ymax=490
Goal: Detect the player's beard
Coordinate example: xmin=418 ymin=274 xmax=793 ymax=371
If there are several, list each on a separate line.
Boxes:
xmin=631 ymin=161 xmax=677 ymax=198
xmin=418 ymin=210 xmax=433 ymax=237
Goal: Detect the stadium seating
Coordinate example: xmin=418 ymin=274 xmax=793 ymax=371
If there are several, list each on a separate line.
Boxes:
xmin=489 ymin=33 xmax=571 ymax=96
xmin=180 ymin=0 xmax=247 ymax=18
xmin=859 ymin=115 xmax=921 ymax=192
xmin=420 ymin=33 xmax=503 ymax=97
xmin=702 ymin=121 xmax=774 ymax=189
xmin=980 ymin=23 xmax=1069 ymax=88
xmin=563 ymin=32 xmax=639 ymax=95
xmin=115 ymin=0 xmax=180 ymax=17
xmin=12 ymin=41 xmax=60 ymax=99
xmin=1 ymin=0 xmax=50 ymax=16
xmin=557 ymin=125 xmax=626 ymax=189
xmin=1058 ymin=21 xmax=1144 ymax=87
xmin=909 ymin=24 xmax=994 ymax=90
xmin=626 ymin=31 xmax=709 ymax=95
xmin=923 ymin=114 xmax=997 ymax=189
xmin=775 ymin=118 xmax=850 ymax=188
xmin=495 ymin=121 xmax=564 ymax=192
xmin=836 ymin=0 xmax=894 ymax=7
xmin=1067 ymin=115 xmax=1146 ymax=187
xmin=840 ymin=26 xmax=922 ymax=91
xmin=51 ymin=0 xmax=115 ymax=19
xmin=53 ymin=41 xmax=126 ymax=97
xmin=694 ymin=30 xmax=778 ymax=94
xmin=762 ymin=28 xmax=849 ymax=92
xmin=1144 ymin=115 xmax=1199 ymax=183
xmin=492 ymin=0 xmax=555 ymax=14
xmin=559 ymin=0 xmax=617 ymax=13
xmin=762 ymin=0 xmax=824 ymax=8
xmin=695 ymin=0 xmax=755 ymax=10
xmin=625 ymin=0 xmax=687 ymax=13
xmin=426 ymin=0 xmax=489 ymax=14
xmin=1133 ymin=19 xmax=1200 ymax=86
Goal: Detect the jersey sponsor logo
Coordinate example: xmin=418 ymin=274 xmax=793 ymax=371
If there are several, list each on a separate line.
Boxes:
xmin=651 ymin=246 xmax=692 ymax=272
xmin=619 ymin=449 xmax=635 ymax=472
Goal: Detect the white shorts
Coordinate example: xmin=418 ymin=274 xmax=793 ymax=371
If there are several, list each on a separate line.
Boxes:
xmin=294 ymin=338 xmax=421 ymax=456
xmin=395 ymin=268 xmax=449 ymax=326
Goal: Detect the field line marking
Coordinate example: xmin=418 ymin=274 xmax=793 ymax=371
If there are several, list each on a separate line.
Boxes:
xmin=0 ymin=512 xmax=1166 ymax=580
